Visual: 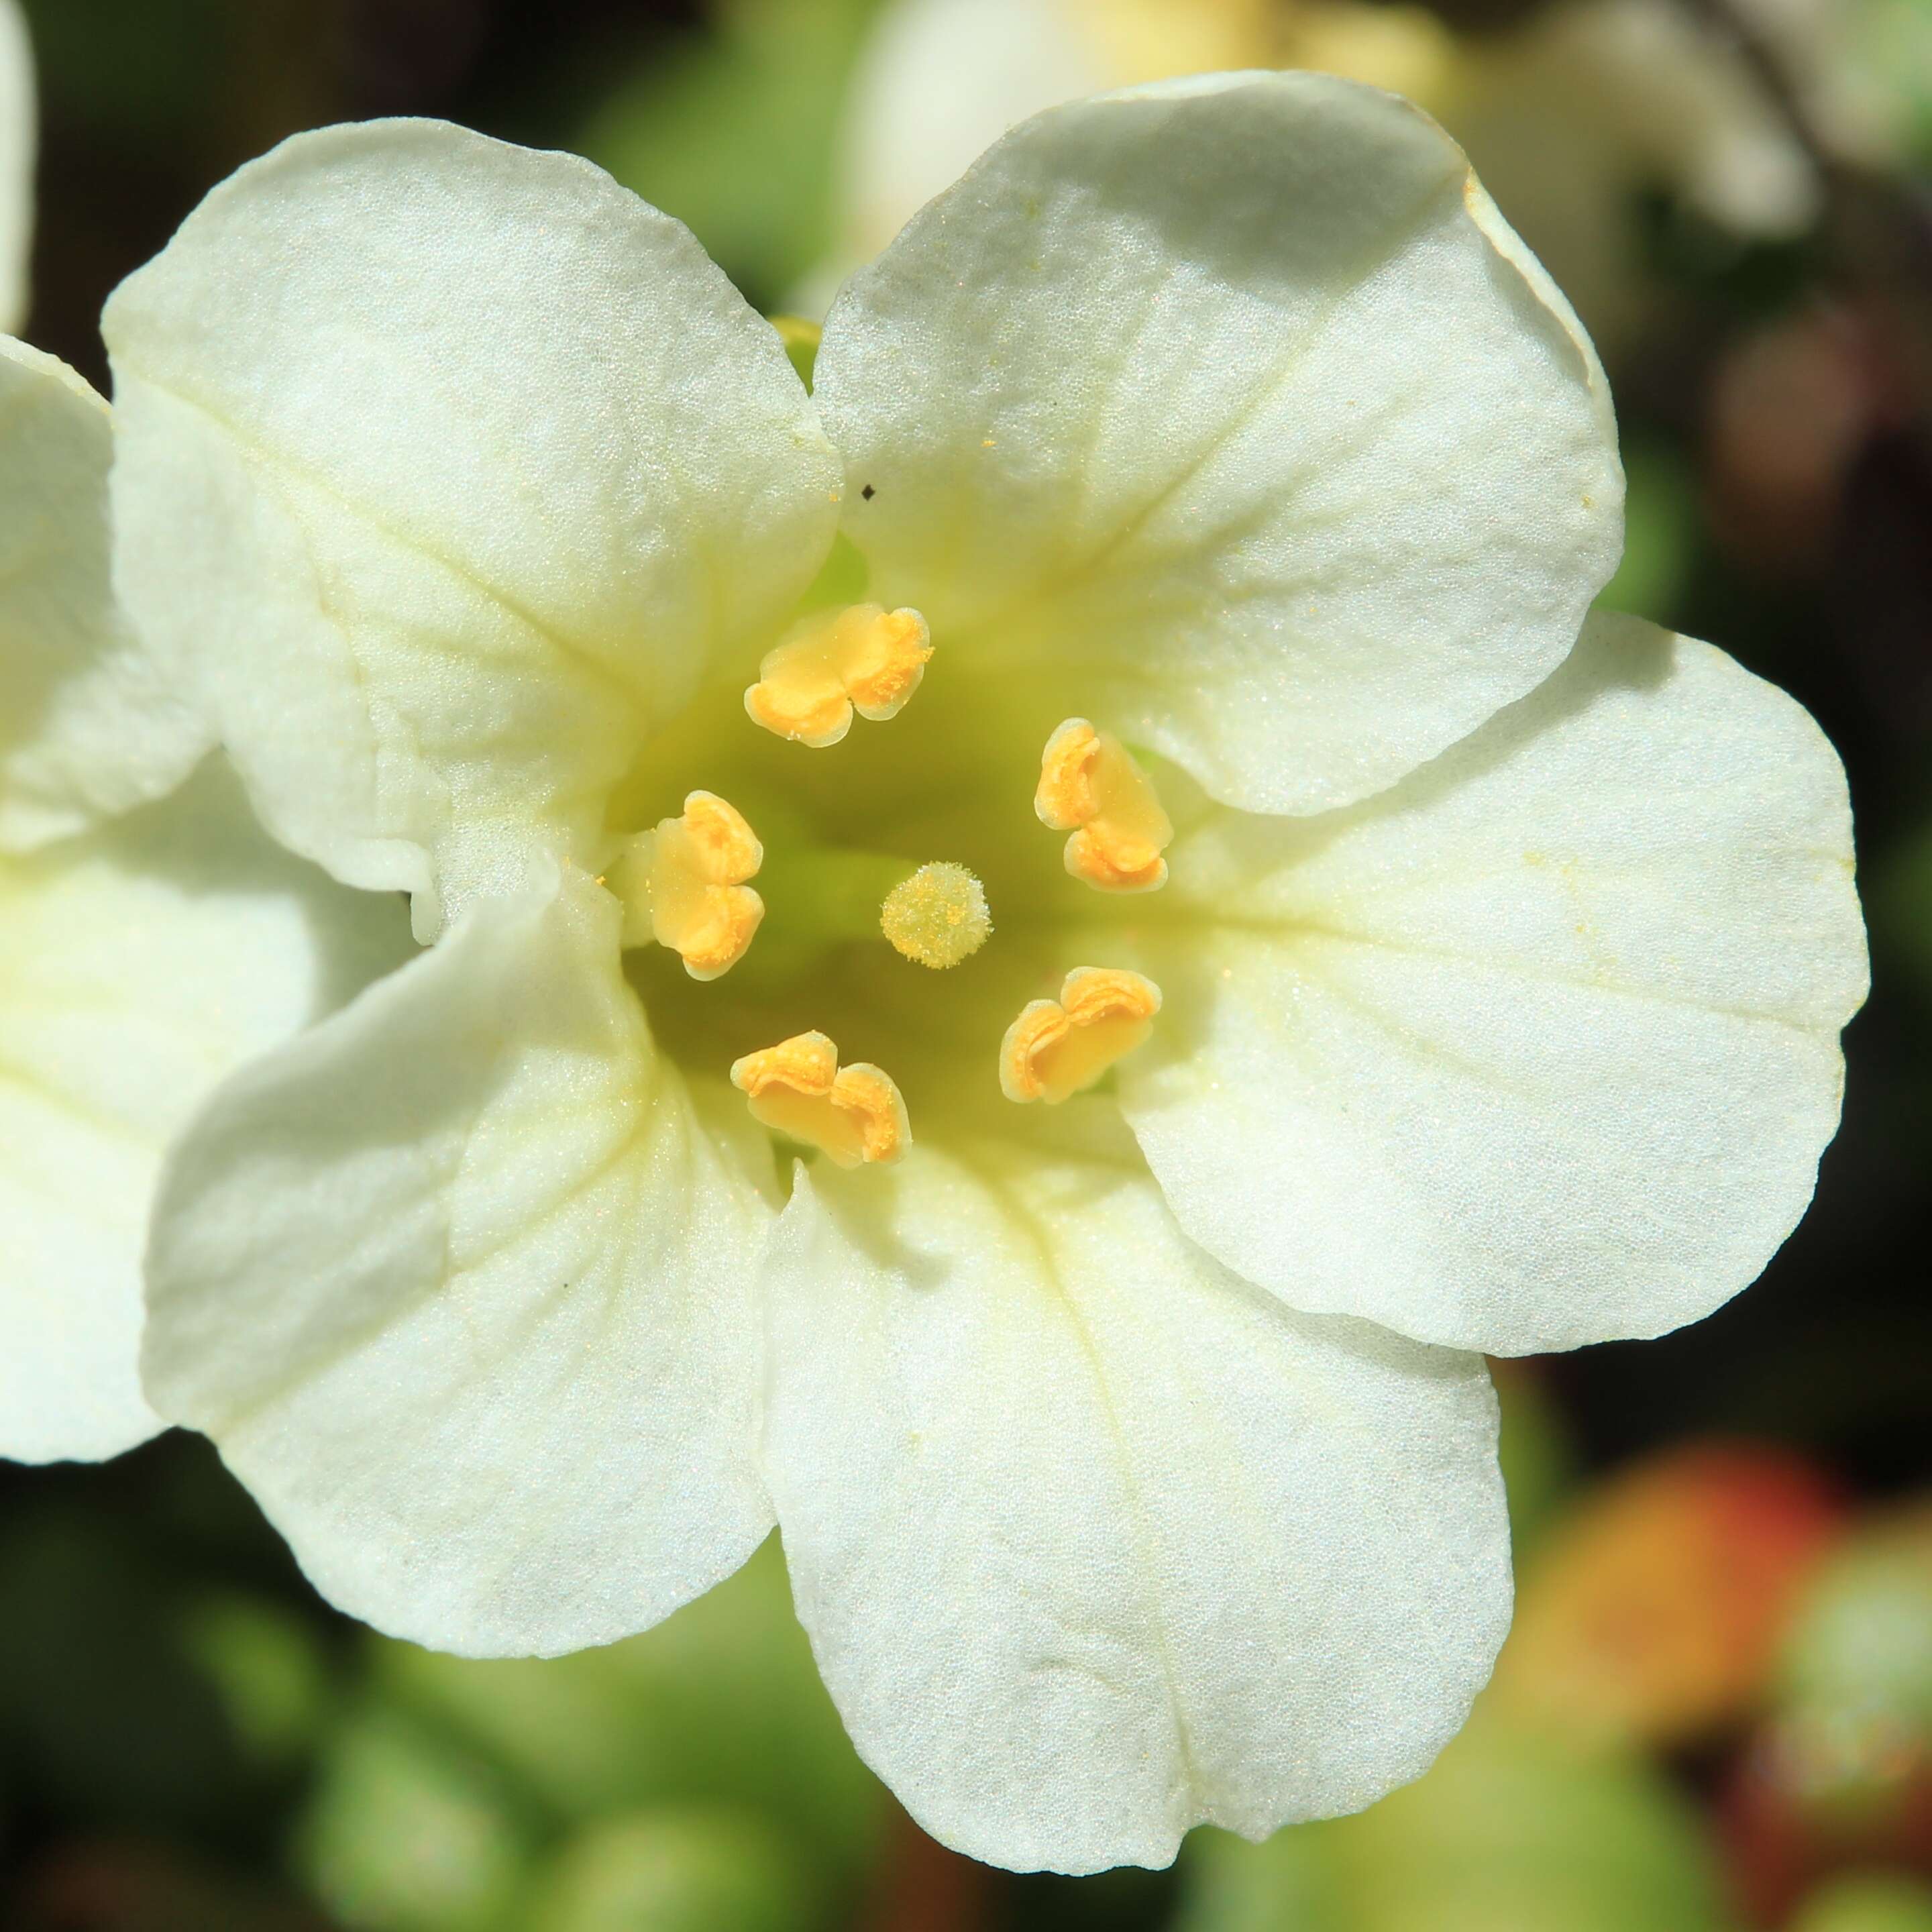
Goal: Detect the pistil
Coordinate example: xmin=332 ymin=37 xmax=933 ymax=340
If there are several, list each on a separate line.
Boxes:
xmin=879 ymin=862 xmax=991 ymax=969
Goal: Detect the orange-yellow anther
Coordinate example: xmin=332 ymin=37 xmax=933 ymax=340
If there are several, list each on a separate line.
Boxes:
xmin=745 ymin=602 xmax=933 ymax=747
xmin=611 ymin=790 xmax=764 ymax=981
xmin=999 ymin=968 xmax=1163 ymax=1105
xmin=730 ymin=1031 xmax=909 ymax=1169
xmin=1035 ymin=718 xmax=1172 ymax=892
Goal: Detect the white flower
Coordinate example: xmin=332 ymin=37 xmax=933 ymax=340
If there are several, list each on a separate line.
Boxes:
xmin=103 ymin=76 xmax=1864 ymax=1872
xmin=0 ymin=334 xmax=411 ymax=1462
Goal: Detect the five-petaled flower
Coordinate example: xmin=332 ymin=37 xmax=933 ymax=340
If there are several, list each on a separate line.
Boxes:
xmin=100 ymin=73 xmax=1866 ymax=1872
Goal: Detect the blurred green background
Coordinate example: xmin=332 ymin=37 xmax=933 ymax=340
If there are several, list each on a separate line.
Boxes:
xmin=5 ymin=0 xmax=1932 ymax=1926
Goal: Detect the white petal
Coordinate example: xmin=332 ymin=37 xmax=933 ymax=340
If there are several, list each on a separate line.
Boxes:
xmin=1122 ymin=612 xmax=1868 ymax=1356
xmin=144 ymin=865 xmax=777 ymax=1656
xmin=104 ymin=119 xmax=841 ymax=936
xmin=0 ymin=0 xmax=30 ymax=337
xmin=813 ymin=70 xmax=1621 ymax=816
xmin=760 ymin=1107 xmax=1511 ymax=1874
xmin=0 ymin=759 xmax=409 ymax=1463
xmin=0 ymin=337 xmax=209 ymax=851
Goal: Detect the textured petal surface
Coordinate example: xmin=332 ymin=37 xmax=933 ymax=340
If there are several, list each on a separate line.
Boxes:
xmin=1122 ymin=612 xmax=1868 ymax=1356
xmin=105 ymin=119 xmax=841 ymax=934
xmin=761 ymin=1106 xmax=1511 ymax=1874
xmin=0 ymin=338 xmax=208 ymax=851
xmin=144 ymin=866 xmax=777 ymax=1656
xmin=0 ymin=0 xmax=28 ymax=337
xmin=0 ymin=759 xmax=410 ymax=1462
xmin=814 ymin=70 xmax=1621 ymax=816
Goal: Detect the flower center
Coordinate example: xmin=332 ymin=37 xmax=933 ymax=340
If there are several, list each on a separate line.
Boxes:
xmin=611 ymin=601 xmax=1172 ymax=1171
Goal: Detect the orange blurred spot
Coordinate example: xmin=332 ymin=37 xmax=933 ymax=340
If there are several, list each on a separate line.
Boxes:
xmin=1491 ymin=1444 xmax=1845 ymax=1749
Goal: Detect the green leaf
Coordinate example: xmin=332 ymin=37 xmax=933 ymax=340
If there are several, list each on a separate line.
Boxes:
xmin=179 ymin=1590 xmax=331 ymax=1771
xmin=1177 ymin=1716 xmax=1733 ymax=1932
xmin=373 ymin=1538 xmax=883 ymax=1911
xmin=1792 ymin=1877 xmax=1932 ymax=1932
xmin=294 ymin=1706 xmax=536 ymax=1932
xmin=528 ymin=1810 xmax=810 ymax=1932
xmin=1780 ymin=1508 xmax=1932 ymax=1731
xmin=1493 ymin=1362 xmax=1578 ymax=1561
xmin=576 ymin=0 xmax=885 ymax=309
xmin=1597 ymin=438 xmax=1696 ymax=628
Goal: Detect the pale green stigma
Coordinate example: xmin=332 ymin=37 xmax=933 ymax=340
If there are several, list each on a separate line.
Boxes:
xmin=880 ymin=862 xmax=992 ymax=970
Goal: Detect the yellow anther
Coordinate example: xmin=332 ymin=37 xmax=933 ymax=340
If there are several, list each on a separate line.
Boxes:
xmin=999 ymin=968 xmax=1163 ymax=1105
xmin=1035 ymin=718 xmax=1173 ymax=893
xmin=609 ymin=790 xmax=764 ymax=981
xmin=745 ymin=603 xmax=932 ymax=747
xmin=880 ymin=862 xmax=991 ymax=970
xmin=730 ymin=1031 xmax=909 ymax=1169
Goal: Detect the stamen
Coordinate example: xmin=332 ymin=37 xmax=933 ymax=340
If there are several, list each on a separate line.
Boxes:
xmin=745 ymin=602 xmax=932 ymax=747
xmin=1035 ymin=718 xmax=1173 ymax=892
xmin=999 ymin=968 xmax=1163 ymax=1105
xmin=609 ymin=790 xmax=764 ymax=981
xmin=880 ymin=862 xmax=991 ymax=970
xmin=730 ymin=1031 xmax=909 ymax=1168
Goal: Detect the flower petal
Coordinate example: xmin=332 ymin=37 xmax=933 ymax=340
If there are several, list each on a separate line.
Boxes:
xmin=104 ymin=119 xmax=841 ymax=936
xmin=0 ymin=758 xmax=411 ymax=1463
xmin=143 ymin=865 xmax=777 ymax=1656
xmin=1120 ymin=612 xmax=1868 ymax=1356
xmin=0 ymin=337 xmax=209 ymax=851
xmin=759 ymin=1106 xmax=1511 ymax=1873
xmin=813 ymin=70 xmax=1621 ymax=816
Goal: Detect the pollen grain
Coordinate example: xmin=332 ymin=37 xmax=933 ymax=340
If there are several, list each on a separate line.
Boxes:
xmin=999 ymin=967 xmax=1163 ymax=1105
xmin=1035 ymin=719 xmax=1172 ymax=892
xmin=731 ymin=1030 xmax=910 ymax=1168
xmin=745 ymin=602 xmax=932 ymax=747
